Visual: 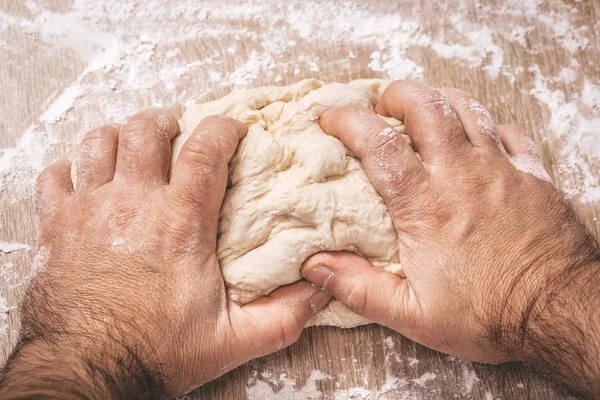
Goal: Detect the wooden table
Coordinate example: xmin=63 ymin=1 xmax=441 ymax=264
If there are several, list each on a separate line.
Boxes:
xmin=1 ymin=0 xmax=598 ymax=398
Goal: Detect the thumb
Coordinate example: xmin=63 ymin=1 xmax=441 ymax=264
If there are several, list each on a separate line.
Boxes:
xmin=301 ymin=251 xmax=414 ymax=329
xmin=230 ymin=280 xmax=331 ymax=361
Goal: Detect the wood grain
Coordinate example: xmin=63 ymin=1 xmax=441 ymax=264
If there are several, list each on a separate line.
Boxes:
xmin=1 ymin=0 xmax=598 ymax=398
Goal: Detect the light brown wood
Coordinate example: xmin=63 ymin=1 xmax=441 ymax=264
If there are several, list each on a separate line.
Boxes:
xmin=0 ymin=0 xmax=597 ymax=398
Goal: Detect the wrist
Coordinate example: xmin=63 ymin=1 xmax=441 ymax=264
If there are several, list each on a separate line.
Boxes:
xmin=0 ymin=334 xmax=167 ymax=399
xmin=491 ymin=255 xmax=600 ymax=396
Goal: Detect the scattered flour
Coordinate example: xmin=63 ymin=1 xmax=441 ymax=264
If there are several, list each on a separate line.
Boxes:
xmin=0 ymin=296 xmax=8 ymax=337
xmin=0 ymin=0 xmax=598 ymax=205
xmin=529 ymin=66 xmax=600 ymax=201
xmin=383 ymin=336 xmax=395 ymax=349
xmin=39 ymin=84 xmax=84 ymax=124
xmin=246 ymin=370 xmax=332 ymax=400
xmin=558 ymin=68 xmax=577 ymax=85
xmin=245 ymin=357 xmax=486 ymax=399
xmin=0 ymin=242 xmax=31 ymax=254
xmin=412 ymin=372 xmax=437 ymax=386
xmin=461 ymin=361 xmax=480 ymax=394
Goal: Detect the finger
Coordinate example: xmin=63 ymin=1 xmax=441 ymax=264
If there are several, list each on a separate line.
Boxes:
xmin=319 ymin=104 xmax=427 ymax=210
xmin=498 ymin=125 xmax=553 ymax=182
xmin=439 ymin=88 xmax=503 ymax=151
xmin=375 ymin=80 xmax=471 ymax=164
xmin=35 ymin=160 xmax=73 ymax=221
xmin=75 ymin=124 xmax=120 ymax=192
xmin=168 ymin=116 xmax=247 ymax=232
xmin=301 ymin=252 xmax=415 ymax=330
xmin=497 ymin=125 xmax=538 ymax=157
xmin=115 ymin=108 xmax=180 ymax=185
xmin=231 ymin=280 xmax=330 ymax=359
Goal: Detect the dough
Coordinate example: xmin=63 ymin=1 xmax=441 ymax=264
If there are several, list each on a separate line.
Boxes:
xmin=172 ymin=79 xmax=404 ymax=328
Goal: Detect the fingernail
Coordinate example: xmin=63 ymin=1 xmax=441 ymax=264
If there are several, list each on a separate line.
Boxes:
xmin=301 ymin=264 xmax=333 ymax=289
xmin=310 ymin=290 xmax=332 ymax=314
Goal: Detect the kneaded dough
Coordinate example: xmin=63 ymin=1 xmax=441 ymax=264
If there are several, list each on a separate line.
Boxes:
xmin=171 ymin=79 xmax=405 ymax=328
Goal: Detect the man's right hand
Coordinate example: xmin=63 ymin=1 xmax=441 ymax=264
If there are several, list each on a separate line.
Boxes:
xmin=302 ymin=80 xmax=600 ymax=397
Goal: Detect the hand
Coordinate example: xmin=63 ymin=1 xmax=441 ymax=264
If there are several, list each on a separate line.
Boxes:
xmin=0 ymin=108 xmax=330 ymax=398
xmin=302 ymin=81 xmax=600 ymax=395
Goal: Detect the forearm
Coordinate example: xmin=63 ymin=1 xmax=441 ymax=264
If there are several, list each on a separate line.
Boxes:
xmin=0 ymin=336 xmax=167 ymax=400
xmin=512 ymin=260 xmax=600 ymax=397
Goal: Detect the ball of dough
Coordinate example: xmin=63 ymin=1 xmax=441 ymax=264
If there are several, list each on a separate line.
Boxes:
xmin=171 ymin=79 xmax=405 ymax=328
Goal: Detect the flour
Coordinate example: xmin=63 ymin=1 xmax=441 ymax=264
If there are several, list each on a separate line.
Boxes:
xmin=1 ymin=0 xmax=598 ymax=205
xmin=412 ymin=372 xmax=437 ymax=386
xmin=0 ymin=243 xmax=31 ymax=254
xmin=247 ymin=370 xmax=332 ymax=400
xmin=0 ymin=125 xmax=56 ymax=201
xmin=0 ymin=296 xmax=8 ymax=337
xmin=558 ymin=68 xmax=577 ymax=85
xmin=246 ymin=359 xmax=483 ymax=399
xmin=461 ymin=361 xmax=480 ymax=394
xmin=431 ymin=26 xmax=504 ymax=79
xmin=529 ymin=66 xmax=600 ymax=201
xmin=538 ymin=15 xmax=590 ymax=54
xmin=39 ymin=84 xmax=84 ymax=124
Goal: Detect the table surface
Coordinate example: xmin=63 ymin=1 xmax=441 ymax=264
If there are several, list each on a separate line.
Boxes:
xmin=1 ymin=0 xmax=599 ymax=399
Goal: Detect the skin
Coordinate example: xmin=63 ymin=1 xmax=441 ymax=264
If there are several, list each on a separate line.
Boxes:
xmin=0 ymin=109 xmax=330 ymax=398
xmin=0 ymin=80 xmax=599 ymax=398
xmin=303 ymin=81 xmax=600 ymax=397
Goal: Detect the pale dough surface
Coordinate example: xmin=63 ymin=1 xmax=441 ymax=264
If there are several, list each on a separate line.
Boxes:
xmin=172 ymin=79 xmax=404 ymax=327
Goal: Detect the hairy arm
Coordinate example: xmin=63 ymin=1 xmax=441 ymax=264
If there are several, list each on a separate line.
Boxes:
xmin=519 ymin=261 xmax=600 ymax=396
xmin=488 ymin=204 xmax=600 ymax=397
xmin=0 ymin=335 xmax=167 ymax=400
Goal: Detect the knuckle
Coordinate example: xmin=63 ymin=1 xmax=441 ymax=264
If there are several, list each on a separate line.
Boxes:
xmin=466 ymin=96 xmax=484 ymax=109
xmin=365 ymin=127 xmax=402 ymax=156
xmin=36 ymin=160 xmax=69 ymax=186
xmin=201 ymin=115 xmax=230 ymax=126
xmin=415 ymin=88 xmax=453 ymax=112
xmin=419 ymin=87 xmax=445 ymax=103
xmin=344 ymin=280 xmax=368 ymax=315
xmin=124 ymin=108 xmax=178 ymax=140
xmin=118 ymin=124 xmax=147 ymax=152
xmin=278 ymin=315 xmax=302 ymax=347
xmin=421 ymin=97 xmax=450 ymax=111
xmin=385 ymin=79 xmax=408 ymax=96
xmin=453 ymin=95 xmax=479 ymax=113
xmin=83 ymin=126 xmax=118 ymax=142
xmin=328 ymin=103 xmax=372 ymax=125
xmin=181 ymin=132 xmax=224 ymax=168
xmin=200 ymin=115 xmax=246 ymax=142
xmin=136 ymin=107 xmax=175 ymax=125
xmin=200 ymin=115 xmax=234 ymax=134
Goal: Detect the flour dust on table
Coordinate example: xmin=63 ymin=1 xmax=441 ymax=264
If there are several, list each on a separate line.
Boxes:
xmin=171 ymin=79 xmax=405 ymax=327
